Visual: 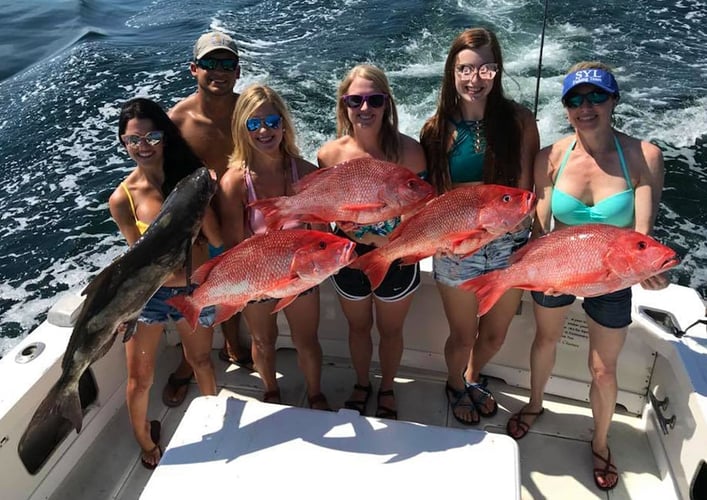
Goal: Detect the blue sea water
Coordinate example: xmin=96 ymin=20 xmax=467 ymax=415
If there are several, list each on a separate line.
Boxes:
xmin=0 ymin=0 xmax=706 ymax=355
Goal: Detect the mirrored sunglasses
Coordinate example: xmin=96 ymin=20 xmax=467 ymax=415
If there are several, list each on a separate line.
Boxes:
xmin=195 ymin=58 xmax=239 ymax=72
xmin=563 ymin=91 xmax=611 ymax=108
xmin=121 ymin=130 xmax=164 ymax=148
xmin=341 ymin=93 xmax=388 ymax=109
xmin=246 ymin=114 xmax=282 ymax=132
xmin=454 ymin=63 xmax=499 ymax=80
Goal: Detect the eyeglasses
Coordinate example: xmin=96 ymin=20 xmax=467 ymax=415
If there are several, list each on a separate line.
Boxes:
xmin=245 ymin=114 xmax=282 ymax=132
xmin=195 ymin=58 xmax=239 ymax=72
xmin=563 ymin=91 xmax=612 ymax=108
xmin=454 ymin=63 xmax=499 ymax=80
xmin=341 ymin=93 xmax=388 ymax=109
xmin=121 ymin=131 xmax=164 ymax=148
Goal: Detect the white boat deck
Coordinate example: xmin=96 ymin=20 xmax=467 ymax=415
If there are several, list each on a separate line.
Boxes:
xmin=48 ymin=344 xmax=668 ymax=500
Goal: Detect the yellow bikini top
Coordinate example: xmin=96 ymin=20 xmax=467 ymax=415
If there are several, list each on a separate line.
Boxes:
xmin=120 ymin=183 xmax=149 ymax=235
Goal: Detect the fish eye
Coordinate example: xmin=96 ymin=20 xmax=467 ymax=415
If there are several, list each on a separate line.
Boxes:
xmin=502 ymin=194 xmax=512 ymax=202
xmin=318 ymin=241 xmax=327 ymax=249
xmin=637 ymin=241 xmax=647 ymax=250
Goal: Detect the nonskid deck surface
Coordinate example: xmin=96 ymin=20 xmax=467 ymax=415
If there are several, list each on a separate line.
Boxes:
xmin=50 ymin=346 xmax=664 ymax=500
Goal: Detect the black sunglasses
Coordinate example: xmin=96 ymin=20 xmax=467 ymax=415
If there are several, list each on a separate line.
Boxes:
xmin=341 ymin=93 xmax=388 ymax=109
xmin=563 ymin=90 xmax=612 ymax=108
xmin=195 ymin=58 xmax=239 ymax=72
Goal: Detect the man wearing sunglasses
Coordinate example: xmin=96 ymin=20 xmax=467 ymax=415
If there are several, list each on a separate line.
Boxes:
xmin=164 ymin=31 xmax=253 ymax=408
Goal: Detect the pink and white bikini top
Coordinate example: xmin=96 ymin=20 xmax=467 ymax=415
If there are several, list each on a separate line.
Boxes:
xmin=245 ymin=157 xmax=304 ymax=235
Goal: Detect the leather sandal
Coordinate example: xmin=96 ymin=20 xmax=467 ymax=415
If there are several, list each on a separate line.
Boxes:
xmin=506 ymin=406 xmax=545 ymax=440
xmin=162 ymin=373 xmax=192 ymax=408
xmin=445 ymin=382 xmax=480 ymax=426
xmin=591 ymin=442 xmax=619 ymax=490
xmin=344 ymin=382 xmax=372 ymax=414
xmin=308 ymin=393 xmax=332 ymax=411
xmin=375 ymin=389 xmax=398 ymax=420
xmin=263 ymin=388 xmax=281 ymax=404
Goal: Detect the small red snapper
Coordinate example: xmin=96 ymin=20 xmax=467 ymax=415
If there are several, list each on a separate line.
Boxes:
xmin=248 ymin=157 xmax=435 ymax=231
xmin=352 ymin=185 xmax=536 ymax=290
xmin=167 ymin=229 xmax=356 ymax=329
xmin=460 ymin=224 xmax=679 ymax=316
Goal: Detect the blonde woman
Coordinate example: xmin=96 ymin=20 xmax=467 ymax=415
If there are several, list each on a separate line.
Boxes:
xmin=317 ymin=64 xmax=427 ymax=420
xmin=216 ymin=84 xmax=330 ymax=410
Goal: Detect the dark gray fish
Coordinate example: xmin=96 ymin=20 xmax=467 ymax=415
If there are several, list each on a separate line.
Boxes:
xmin=19 ymin=167 xmax=216 ymax=447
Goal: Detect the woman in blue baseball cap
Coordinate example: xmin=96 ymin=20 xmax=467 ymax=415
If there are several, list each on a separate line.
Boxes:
xmin=505 ymin=62 xmax=668 ymax=491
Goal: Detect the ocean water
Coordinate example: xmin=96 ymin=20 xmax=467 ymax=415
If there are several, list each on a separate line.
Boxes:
xmin=1 ymin=0 xmax=706 ymax=356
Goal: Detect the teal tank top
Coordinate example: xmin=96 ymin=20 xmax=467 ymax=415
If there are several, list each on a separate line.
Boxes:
xmin=448 ymin=119 xmax=485 ymax=183
xmin=551 ymin=136 xmax=634 ymax=228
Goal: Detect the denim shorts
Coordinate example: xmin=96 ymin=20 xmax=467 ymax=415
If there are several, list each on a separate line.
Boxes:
xmin=139 ymin=285 xmax=216 ymax=327
xmin=531 ymin=287 xmax=632 ymax=329
xmin=433 ymin=227 xmax=530 ymax=287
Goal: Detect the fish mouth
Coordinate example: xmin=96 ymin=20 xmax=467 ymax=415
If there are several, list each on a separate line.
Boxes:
xmin=660 ymin=256 xmax=680 ymax=270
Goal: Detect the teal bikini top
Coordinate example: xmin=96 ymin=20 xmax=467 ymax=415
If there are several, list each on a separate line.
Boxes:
xmin=551 ymin=136 xmax=634 ymax=228
xmin=448 ymin=119 xmax=485 ymax=183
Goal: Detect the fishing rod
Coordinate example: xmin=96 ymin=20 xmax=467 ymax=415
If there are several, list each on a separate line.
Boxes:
xmin=533 ymin=0 xmax=550 ymax=118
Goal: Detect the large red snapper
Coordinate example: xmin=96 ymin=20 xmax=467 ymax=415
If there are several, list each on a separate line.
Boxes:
xmin=167 ymin=229 xmax=356 ymax=329
xmin=352 ymin=185 xmax=536 ymax=290
xmin=248 ymin=157 xmax=435 ymax=231
xmin=460 ymin=224 xmax=679 ymax=316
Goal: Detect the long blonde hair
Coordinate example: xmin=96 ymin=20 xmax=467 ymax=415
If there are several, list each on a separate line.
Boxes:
xmin=335 ymin=64 xmax=401 ymax=162
xmin=229 ymin=84 xmax=301 ymax=168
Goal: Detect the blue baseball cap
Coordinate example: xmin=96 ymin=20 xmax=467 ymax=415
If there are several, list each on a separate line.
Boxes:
xmin=561 ymin=68 xmax=620 ymax=99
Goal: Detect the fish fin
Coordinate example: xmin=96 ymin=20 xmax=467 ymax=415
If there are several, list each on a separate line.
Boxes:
xmin=248 ymin=198 xmax=291 ymax=231
xmin=459 ymin=270 xmax=508 ymax=316
xmin=340 ymin=202 xmax=387 ymax=211
xmin=291 ymin=166 xmax=330 ymax=193
xmin=121 ymin=319 xmax=138 ymax=343
xmin=191 ymin=251 xmax=228 ymax=284
xmin=272 ymin=295 xmax=298 ymax=313
xmin=335 ymin=221 xmax=356 ymax=233
xmin=449 ymin=229 xmax=487 ymax=247
xmin=165 ymin=294 xmax=201 ymax=330
xmin=352 ymin=250 xmax=391 ymax=290
xmin=398 ymin=253 xmax=428 ymax=266
xmin=213 ymin=303 xmax=245 ymax=327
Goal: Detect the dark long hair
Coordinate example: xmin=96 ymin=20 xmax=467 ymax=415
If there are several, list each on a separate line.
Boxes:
xmin=118 ymin=97 xmax=204 ymax=196
xmin=420 ymin=28 xmax=523 ymax=193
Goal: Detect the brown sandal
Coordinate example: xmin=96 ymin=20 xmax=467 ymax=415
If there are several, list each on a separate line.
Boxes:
xmin=344 ymin=383 xmax=372 ymax=414
xmin=162 ymin=373 xmax=192 ymax=408
xmin=375 ymin=389 xmax=398 ymax=420
xmin=263 ymin=388 xmax=281 ymax=404
xmin=591 ymin=442 xmax=619 ymax=490
xmin=307 ymin=393 xmax=332 ymax=411
xmin=506 ymin=407 xmax=545 ymax=440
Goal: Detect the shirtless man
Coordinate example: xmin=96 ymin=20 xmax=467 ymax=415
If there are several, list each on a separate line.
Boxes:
xmin=162 ymin=31 xmax=253 ymax=407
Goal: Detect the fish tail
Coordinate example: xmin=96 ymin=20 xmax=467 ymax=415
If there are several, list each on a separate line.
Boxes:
xmin=166 ymin=294 xmax=201 ymax=330
xmin=248 ymin=198 xmax=289 ymax=231
xmin=26 ymin=380 xmax=83 ymax=434
xmin=213 ymin=304 xmax=245 ymax=326
xmin=352 ymin=250 xmax=390 ymax=290
xmin=459 ymin=270 xmax=508 ymax=317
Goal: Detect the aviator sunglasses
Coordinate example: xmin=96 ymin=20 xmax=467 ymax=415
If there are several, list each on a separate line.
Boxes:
xmin=121 ymin=130 xmax=164 ymax=148
xmin=246 ymin=114 xmax=282 ymax=132
xmin=341 ymin=93 xmax=388 ymax=109
xmin=563 ymin=90 xmax=611 ymax=108
xmin=454 ymin=63 xmax=499 ymax=80
xmin=195 ymin=57 xmax=239 ymax=72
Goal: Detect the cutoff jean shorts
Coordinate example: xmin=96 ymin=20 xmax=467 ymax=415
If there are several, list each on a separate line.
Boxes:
xmin=433 ymin=227 xmax=530 ymax=287
xmin=139 ymin=285 xmax=216 ymax=327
